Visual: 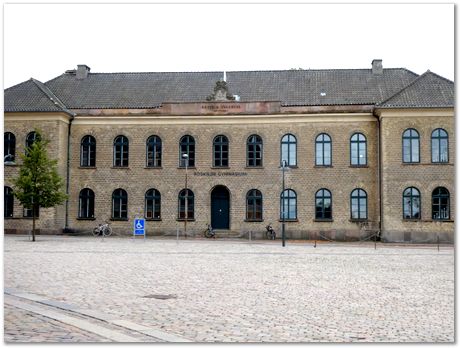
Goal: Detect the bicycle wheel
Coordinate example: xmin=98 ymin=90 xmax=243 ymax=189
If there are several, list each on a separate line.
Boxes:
xmin=104 ymin=226 xmax=112 ymax=237
xmin=93 ymin=227 xmax=100 ymax=236
xmin=205 ymin=229 xmax=212 ymax=238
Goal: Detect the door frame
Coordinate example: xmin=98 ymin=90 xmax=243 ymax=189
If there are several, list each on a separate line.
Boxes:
xmin=210 ymin=185 xmax=231 ymax=230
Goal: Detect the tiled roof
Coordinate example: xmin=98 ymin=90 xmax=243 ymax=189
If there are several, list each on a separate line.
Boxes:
xmin=45 ymin=71 xmax=223 ymax=109
xmin=226 ymin=69 xmax=418 ymax=106
xmin=377 ymin=71 xmax=454 ymax=108
xmin=4 ymin=79 xmax=71 ymax=113
xmin=4 ymin=67 xmax=454 ymax=112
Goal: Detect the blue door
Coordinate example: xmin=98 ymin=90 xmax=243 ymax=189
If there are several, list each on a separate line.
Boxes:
xmin=211 ymin=186 xmax=230 ymax=229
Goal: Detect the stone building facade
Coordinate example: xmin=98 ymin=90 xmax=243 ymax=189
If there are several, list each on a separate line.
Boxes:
xmin=4 ymin=60 xmax=455 ymax=242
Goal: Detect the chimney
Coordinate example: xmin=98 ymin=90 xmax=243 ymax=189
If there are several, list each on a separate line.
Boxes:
xmin=372 ymin=59 xmax=383 ymax=75
xmin=76 ymin=64 xmax=91 ymax=79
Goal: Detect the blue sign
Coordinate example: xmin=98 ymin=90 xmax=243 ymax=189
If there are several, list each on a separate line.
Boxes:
xmin=134 ymin=218 xmax=145 ymax=236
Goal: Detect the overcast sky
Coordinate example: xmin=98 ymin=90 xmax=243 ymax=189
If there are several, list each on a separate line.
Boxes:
xmin=3 ymin=3 xmax=454 ymax=88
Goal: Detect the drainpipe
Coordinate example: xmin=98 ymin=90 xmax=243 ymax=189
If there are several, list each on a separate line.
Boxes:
xmin=64 ymin=116 xmax=74 ymax=232
xmin=373 ymin=110 xmax=383 ymax=239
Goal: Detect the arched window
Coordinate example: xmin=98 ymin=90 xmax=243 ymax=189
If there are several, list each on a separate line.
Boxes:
xmin=280 ymin=189 xmax=297 ymax=220
xmin=246 ymin=189 xmax=263 ymax=221
xmin=213 ymin=135 xmax=229 ymax=167
xmin=281 ymin=134 xmax=297 ymax=167
xmin=402 ymin=128 xmax=420 ymax=163
xmin=4 ymin=132 xmax=16 ymax=163
xmin=432 ymin=187 xmax=450 ymax=220
xmin=145 ymin=189 xmax=161 ymax=220
xmin=112 ymin=189 xmax=128 ymax=219
xmin=113 ymin=135 xmax=129 ymax=167
xmin=80 ymin=135 xmax=96 ymax=167
xmin=247 ymin=134 xmax=263 ymax=167
xmin=431 ymin=128 xmax=449 ymax=163
xmin=79 ymin=188 xmax=95 ymax=219
xmin=315 ymin=133 xmax=332 ymax=166
xmin=179 ymin=135 xmax=195 ymax=167
xmin=25 ymin=131 xmax=40 ymax=154
xmin=315 ymin=189 xmax=332 ymax=219
xmin=178 ymin=189 xmax=194 ymax=219
xmin=146 ymin=135 xmax=162 ymax=167
xmin=4 ymin=186 xmax=13 ymax=218
xmin=403 ymin=187 xmax=421 ymax=219
xmin=351 ymin=189 xmax=367 ymax=220
xmin=350 ymin=133 xmax=367 ymax=165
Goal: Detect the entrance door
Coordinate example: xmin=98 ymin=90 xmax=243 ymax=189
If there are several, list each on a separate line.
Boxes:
xmin=211 ymin=186 xmax=230 ymax=229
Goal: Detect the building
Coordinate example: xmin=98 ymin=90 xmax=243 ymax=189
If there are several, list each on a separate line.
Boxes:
xmin=4 ymin=60 xmax=454 ymax=242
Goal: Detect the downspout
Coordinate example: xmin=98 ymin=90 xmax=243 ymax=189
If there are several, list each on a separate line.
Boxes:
xmin=373 ymin=109 xmax=383 ymax=240
xmin=64 ymin=115 xmax=74 ymax=232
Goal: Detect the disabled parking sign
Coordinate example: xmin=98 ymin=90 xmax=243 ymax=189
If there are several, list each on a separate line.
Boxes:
xmin=133 ymin=218 xmax=145 ymax=237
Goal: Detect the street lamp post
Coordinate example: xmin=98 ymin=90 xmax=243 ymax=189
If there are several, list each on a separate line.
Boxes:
xmin=182 ymin=153 xmax=189 ymax=238
xmin=282 ymin=159 xmax=287 ymax=247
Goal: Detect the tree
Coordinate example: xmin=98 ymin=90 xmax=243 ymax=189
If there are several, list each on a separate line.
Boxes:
xmin=12 ymin=129 xmax=68 ymax=241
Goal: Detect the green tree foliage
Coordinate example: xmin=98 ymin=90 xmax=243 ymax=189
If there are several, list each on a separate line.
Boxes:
xmin=12 ymin=129 xmax=68 ymax=241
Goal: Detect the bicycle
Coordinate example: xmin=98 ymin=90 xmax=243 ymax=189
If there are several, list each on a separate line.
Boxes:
xmin=93 ymin=221 xmax=112 ymax=237
xmin=203 ymin=223 xmax=215 ymax=238
xmin=265 ymin=223 xmax=276 ymax=240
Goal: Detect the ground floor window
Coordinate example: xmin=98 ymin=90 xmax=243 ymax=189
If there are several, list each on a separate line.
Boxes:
xmin=79 ymin=188 xmax=95 ymax=218
xmin=432 ymin=187 xmax=450 ymax=220
xmin=350 ymin=188 xmax=367 ymax=220
xmin=145 ymin=189 xmax=161 ymax=219
xmin=403 ymin=187 xmax=420 ymax=219
xmin=315 ymin=189 xmax=332 ymax=219
xmin=112 ymin=189 xmax=128 ymax=219
xmin=246 ymin=189 xmax=262 ymax=221
xmin=4 ymin=186 xmax=13 ymax=217
xmin=280 ymin=189 xmax=297 ymax=220
xmin=178 ymin=189 xmax=194 ymax=219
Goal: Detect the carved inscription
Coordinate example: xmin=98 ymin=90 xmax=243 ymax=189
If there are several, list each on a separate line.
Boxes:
xmin=194 ymin=171 xmax=248 ymax=177
xmin=201 ymin=104 xmax=242 ymax=112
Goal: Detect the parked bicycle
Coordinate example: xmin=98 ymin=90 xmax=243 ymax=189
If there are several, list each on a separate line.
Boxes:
xmin=265 ymin=223 xmax=276 ymax=240
xmin=93 ymin=221 xmax=112 ymax=237
xmin=203 ymin=223 xmax=215 ymax=238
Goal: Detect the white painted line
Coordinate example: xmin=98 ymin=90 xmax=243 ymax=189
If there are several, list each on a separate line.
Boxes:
xmin=5 ymin=296 xmax=142 ymax=342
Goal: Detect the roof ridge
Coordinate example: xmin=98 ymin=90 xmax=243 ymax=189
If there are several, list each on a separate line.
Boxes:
xmin=31 ymin=78 xmax=75 ymax=116
xmin=424 ymin=70 xmax=454 ymax=84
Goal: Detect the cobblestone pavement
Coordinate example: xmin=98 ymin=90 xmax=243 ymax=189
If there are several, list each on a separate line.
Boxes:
xmin=4 ymin=235 xmax=454 ymax=342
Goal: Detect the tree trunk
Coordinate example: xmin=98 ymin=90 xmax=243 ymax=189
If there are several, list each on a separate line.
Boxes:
xmin=32 ymin=204 xmax=36 ymax=242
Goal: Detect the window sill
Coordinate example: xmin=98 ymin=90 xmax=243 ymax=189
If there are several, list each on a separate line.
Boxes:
xmin=4 ymin=162 xmax=18 ymax=167
xmin=349 ymin=165 xmax=368 ymax=168
xmin=178 ymin=167 xmax=196 ymax=170
xmin=432 ymin=219 xmax=454 ymax=223
xmin=211 ymin=166 xmax=230 ymax=169
xmin=403 ymin=218 xmax=421 ymax=222
xmin=314 ymin=165 xmax=333 ymax=168
xmin=349 ymin=219 xmax=368 ymax=222
xmin=110 ymin=218 xmax=129 ymax=221
xmin=111 ymin=167 xmax=130 ymax=169
xmin=314 ymin=219 xmax=333 ymax=222
xmin=176 ymin=218 xmax=196 ymax=222
xmin=402 ymin=162 xmax=420 ymax=165
xmin=430 ymin=162 xmax=451 ymax=165
xmin=245 ymin=219 xmax=264 ymax=222
xmin=278 ymin=219 xmax=298 ymax=222
xmin=144 ymin=166 xmax=162 ymax=169
xmin=22 ymin=217 xmax=40 ymax=219
xmin=79 ymin=166 xmax=96 ymax=169
xmin=146 ymin=218 xmax=162 ymax=221
xmin=279 ymin=165 xmax=298 ymax=169
xmin=77 ymin=217 xmax=96 ymax=221
xmin=245 ymin=166 xmax=264 ymax=169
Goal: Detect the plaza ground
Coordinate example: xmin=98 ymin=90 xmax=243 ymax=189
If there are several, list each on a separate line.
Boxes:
xmin=3 ymin=235 xmax=454 ymax=342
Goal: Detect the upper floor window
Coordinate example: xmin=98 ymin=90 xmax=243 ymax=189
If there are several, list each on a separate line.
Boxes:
xmin=403 ymin=187 xmax=421 ymax=220
xmin=402 ymin=128 xmax=420 ymax=163
xmin=146 ymin=135 xmax=162 ymax=167
xmin=281 ymin=134 xmax=297 ymax=167
xmin=350 ymin=133 xmax=367 ymax=165
xmin=432 ymin=187 xmax=450 ymax=220
xmin=112 ymin=188 xmax=128 ymax=219
xmin=213 ymin=135 xmax=229 ymax=167
xmin=315 ymin=133 xmax=331 ymax=166
xmin=23 ymin=203 xmax=39 ymax=218
xmin=4 ymin=132 xmax=16 ymax=163
xmin=179 ymin=135 xmax=195 ymax=167
xmin=178 ymin=189 xmax=194 ymax=219
xmin=247 ymin=135 xmax=263 ymax=167
xmin=431 ymin=128 xmax=449 ymax=163
xmin=80 ymin=135 xmax=96 ymax=167
xmin=350 ymin=188 xmax=367 ymax=220
xmin=113 ymin=135 xmax=129 ymax=167
xmin=79 ymin=188 xmax=95 ymax=219
xmin=280 ymin=189 xmax=297 ymax=220
xmin=315 ymin=189 xmax=332 ymax=220
xmin=145 ymin=189 xmax=161 ymax=220
xmin=4 ymin=186 xmax=13 ymax=218
xmin=25 ymin=131 xmax=40 ymax=154
xmin=246 ymin=189 xmax=263 ymax=221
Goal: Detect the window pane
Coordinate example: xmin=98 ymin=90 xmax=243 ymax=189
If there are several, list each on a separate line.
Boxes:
xmin=411 ymin=139 xmax=419 ymax=161
xmin=289 ymin=146 xmax=296 ymax=165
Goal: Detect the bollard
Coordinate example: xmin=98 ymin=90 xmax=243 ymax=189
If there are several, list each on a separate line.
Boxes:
xmin=437 ymin=234 xmax=440 ymax=252
xmin=249 ymin=230 xmax=252 ymax=242
xmin=176 ymin=227 xmax=179 ymax=244
xmin=374 ymin=233 xmax=376 ymax=250
xmin=314 ymin=240 xmax=317 ymax=248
